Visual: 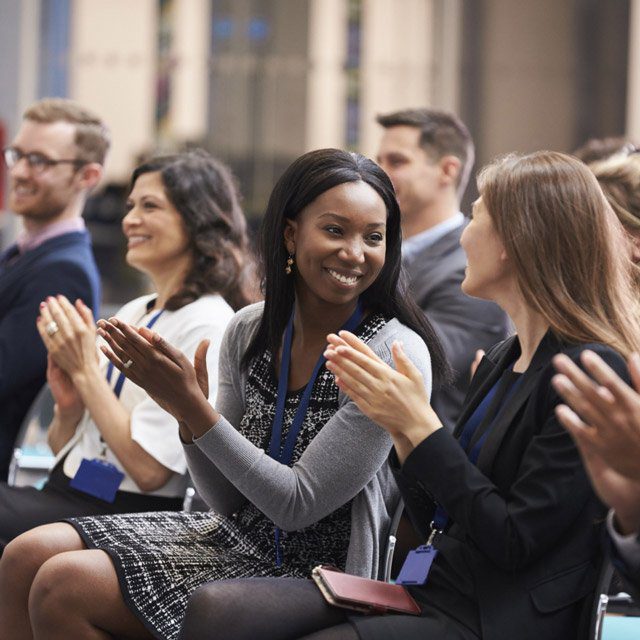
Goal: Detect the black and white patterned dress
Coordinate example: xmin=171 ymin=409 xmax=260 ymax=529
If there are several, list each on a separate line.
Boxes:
xmin=67 ymin=313 xmax=388 ymax=640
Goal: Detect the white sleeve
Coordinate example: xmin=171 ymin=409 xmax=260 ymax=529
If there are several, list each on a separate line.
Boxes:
xmin=607 ymin=509 xmax=640 ymax=571
xmin=130 ymin=320 xmax=223 ymax=473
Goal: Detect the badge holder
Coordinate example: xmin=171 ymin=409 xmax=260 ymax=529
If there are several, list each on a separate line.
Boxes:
xmin=69 ymin=444 xmax=124 ymax=503
xmin=395 ymin=524 xmax=441 ymax=586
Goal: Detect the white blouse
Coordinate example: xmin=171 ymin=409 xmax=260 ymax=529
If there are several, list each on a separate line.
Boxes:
xmin=57 ymin=293 xmax=235 ymax=497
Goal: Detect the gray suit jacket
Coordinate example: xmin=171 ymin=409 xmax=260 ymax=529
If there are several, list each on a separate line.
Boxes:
xmin=403 ymin=221 xmax=510 ymax=429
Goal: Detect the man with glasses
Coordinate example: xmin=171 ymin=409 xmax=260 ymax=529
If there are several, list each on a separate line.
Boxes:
xmin=0 ymin=98 xmax=106 ymax=481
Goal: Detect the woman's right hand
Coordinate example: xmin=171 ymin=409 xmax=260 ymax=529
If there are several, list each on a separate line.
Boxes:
xmin=97 ymin=317 xmax=219 ymax=436
xmin=47 ymin=354 xmax=85 ymax=423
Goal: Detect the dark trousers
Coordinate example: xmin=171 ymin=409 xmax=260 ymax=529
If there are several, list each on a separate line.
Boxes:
xmin=179 ymin=578 xmax=479 ymax=640
xmin=0 ymin=463 xmax=183 ymax=551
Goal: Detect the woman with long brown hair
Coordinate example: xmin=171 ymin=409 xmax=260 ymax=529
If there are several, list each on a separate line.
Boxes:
xmin=176 ymin=151 xmax=640 ymax=640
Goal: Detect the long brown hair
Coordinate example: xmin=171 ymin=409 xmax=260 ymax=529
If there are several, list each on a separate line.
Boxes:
xmin=478 ymin=150 xmax=640 ymax=357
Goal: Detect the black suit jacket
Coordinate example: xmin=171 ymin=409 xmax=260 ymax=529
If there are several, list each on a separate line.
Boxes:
xmin=0 ymin=231 xmax=101 ymax=480
xmin=393 ymin=332 xmax=629 ymax=639
xmin=403 ymin=223 xmax=510 ymax=430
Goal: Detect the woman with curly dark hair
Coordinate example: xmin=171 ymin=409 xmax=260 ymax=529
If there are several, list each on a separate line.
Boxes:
xmin=0 ymin=149 xmax=254 ymax=549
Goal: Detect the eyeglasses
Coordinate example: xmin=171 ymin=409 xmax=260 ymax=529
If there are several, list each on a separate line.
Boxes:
xmin=2 ymin=147 xmax=87 ymax=173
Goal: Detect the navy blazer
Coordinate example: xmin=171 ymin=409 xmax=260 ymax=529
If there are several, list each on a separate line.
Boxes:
xmin=392 ymin=332 xmax=630 ymax=639
xmin=403 ymin=223 xmax=510 ymax=430
xmin=0 ymin=231 xmax=101 ymax=480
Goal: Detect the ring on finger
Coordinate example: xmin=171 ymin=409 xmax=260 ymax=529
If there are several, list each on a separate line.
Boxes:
xmin=123 ymin=359 xmax=134 ymax=370
xmin=45 ymin=321 xmax=60 ymax=337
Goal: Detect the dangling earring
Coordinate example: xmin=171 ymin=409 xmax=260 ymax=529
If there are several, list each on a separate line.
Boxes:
xmin=285 ymin=254 xmax=294 ymax=275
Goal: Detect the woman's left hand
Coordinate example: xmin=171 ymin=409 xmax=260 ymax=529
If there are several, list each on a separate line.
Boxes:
xmin=37 ymin=296 xmax=99 ymax=377
xmin=97 ymin=317 xmax=217 ymax=431
xmin=324 ymin=330 xmax=441 ymax=445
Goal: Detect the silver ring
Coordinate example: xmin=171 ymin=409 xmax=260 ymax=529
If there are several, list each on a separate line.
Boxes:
xmin=45 ymin=321 xmax=59 ymax=337
xmin=123 ymin=359 xmax=134 ymax=370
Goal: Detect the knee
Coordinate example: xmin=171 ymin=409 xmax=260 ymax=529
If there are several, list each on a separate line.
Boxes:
xmin=0 ymin=530 xmax=55 ymax=588
xmin=180 ymin=582 xmax=240 ymax=639
xmin=29 ymin=555 xmax=82 ymax=627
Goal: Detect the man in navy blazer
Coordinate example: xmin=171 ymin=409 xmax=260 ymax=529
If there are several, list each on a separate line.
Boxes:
xmin=0 ymin=98 xmax=106 ymax=480
xmin=376 ymin=109 xmax=510 ymax=428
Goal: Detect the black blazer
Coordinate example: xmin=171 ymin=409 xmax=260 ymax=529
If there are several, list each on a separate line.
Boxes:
xmin=402 ymin=223 xmax=510 ymax=430
xmin=0 ymin=231 xmax=101 ymax=480
xmin=393 ymin=332 xmax=630 ymax=640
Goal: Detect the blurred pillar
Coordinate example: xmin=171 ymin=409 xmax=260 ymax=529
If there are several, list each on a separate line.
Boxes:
xmin=628 ymin=0 xmax=640 ymax=139
xmin=69 ymin=0 xmax=157 ymax=182
xmin=431 ymin=0 xmax=462 ymax=114
xmin=0 ymin=0 xmax=40 ymax=241
xmin=359 ymin=0 xmax=435 ymax=157
xmin=305 ymin=0 xmax=347 ymax=151
xmin=168 ymin=0 xmax=210 ymax=143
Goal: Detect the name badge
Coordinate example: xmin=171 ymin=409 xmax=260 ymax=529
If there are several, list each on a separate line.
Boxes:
xmin=395 ymin=545 xmax=439 ymax=585
xmin=69 ymin=458 xmax=124 ymax=503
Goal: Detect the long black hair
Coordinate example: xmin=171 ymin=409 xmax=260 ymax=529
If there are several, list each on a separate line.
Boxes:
xmin=130 ymin=149 xmax=256 ymax=311
xmin=242 ymin=148 xmax=449 ymax=384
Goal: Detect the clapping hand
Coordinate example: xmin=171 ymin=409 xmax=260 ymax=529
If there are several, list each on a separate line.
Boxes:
xmin=97 ymin=317 xmax=215 ymax=432
xmin=36 ymin=295 xmax=99 ymax=377
xmin=552 ymin=350 xmax=640 ymax=534
xmin=324 ymin=331 xmax=440 ymax=460
xmin=46 ymin=354 xmax=84 ymax=423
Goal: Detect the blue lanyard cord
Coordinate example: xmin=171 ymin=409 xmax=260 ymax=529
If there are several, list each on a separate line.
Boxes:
xmin=268 ymin=301 xmax=364 ymax=565
xmin=431 ymin=371 xmax=524 ymax=534
xmin=106 ymin=309 xmax=164 ymax=398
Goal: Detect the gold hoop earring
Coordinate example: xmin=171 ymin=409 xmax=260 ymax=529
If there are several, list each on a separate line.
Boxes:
xmin=285 ymin=254 xmax=294 ymax=275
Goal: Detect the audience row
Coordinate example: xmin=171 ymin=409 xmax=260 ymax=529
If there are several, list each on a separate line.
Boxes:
xmin=0 ymin=98 xmax=638 ymax=640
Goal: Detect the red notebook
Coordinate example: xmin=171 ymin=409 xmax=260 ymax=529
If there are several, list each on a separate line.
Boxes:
xmin=311 ymin=565 xmax=421 ymax=616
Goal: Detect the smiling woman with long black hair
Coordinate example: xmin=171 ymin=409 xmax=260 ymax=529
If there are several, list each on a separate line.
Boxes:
xmin=178 ymin=151 xmax=640 ymax=640
xmin=0 ymin=148 xmax=446 ymax=640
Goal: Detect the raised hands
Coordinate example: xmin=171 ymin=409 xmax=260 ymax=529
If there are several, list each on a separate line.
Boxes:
xmin=552 ymin=350 xmax=640 ymax=534
xmin=324 ymin=330 xmax=440 ymax=460
xmin=97 ymin=317 xmax=217 ymax=434
xmin=36 ymin=295 xmax=99 ymax=378
xmin=46 ymin=354 xmax=84 ymax=422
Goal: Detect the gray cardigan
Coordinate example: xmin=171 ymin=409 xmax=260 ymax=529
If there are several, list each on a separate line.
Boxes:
xmin=183 ymin=302 xmax=433 ymax=579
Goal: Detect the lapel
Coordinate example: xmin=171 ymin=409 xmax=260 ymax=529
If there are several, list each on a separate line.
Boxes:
xmin=452 ymin=331 xmax=563 ymax=475
xmin=452 ymin=336 xmax=519 ymax=439
xmin=402 ymin=223 xmax=464 ymax=276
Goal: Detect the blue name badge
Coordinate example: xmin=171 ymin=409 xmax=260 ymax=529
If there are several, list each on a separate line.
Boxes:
xmin=69 ymin=458 xmax=124 ymax=503
xmin=395 ymin=545 xmax=439 ymax=585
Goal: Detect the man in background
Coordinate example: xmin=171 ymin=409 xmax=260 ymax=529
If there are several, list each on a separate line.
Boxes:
xmin=0 ymin=98 xmax=106 ymax=480
xmin=376 ymin=108 xmax=509 ymax=429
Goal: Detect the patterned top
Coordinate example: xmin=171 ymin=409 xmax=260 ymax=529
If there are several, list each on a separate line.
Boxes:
xmin=233 ymin=312 xmax=388 ymax=570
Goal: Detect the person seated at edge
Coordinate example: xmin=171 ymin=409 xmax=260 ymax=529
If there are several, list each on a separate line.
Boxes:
xmin=588 ymin=150 xmax=640 ymax=269
xmin=176 ymin=151 xmax=640 ymax=640
xmin=0 ymin=149 xmax=253 ymax=549
xmin=0 ymin=148 xmax=447 ymax=640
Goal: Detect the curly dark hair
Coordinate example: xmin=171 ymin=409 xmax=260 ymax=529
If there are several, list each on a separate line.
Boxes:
xmin=130 ymin=150 xmax=256 ymax=311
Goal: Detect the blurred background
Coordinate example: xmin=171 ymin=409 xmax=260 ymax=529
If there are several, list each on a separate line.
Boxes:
xmin=1 ymin=0 xmax=638 ymax=305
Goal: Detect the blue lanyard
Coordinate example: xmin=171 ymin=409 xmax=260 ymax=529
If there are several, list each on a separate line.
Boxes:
xmin=432 ymin=371 xmax=523 ymax=531
xmin=269 ymin=300 xmax=364 ymax=565
xmin=106 ymin=309 xmax=164 ymax=398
